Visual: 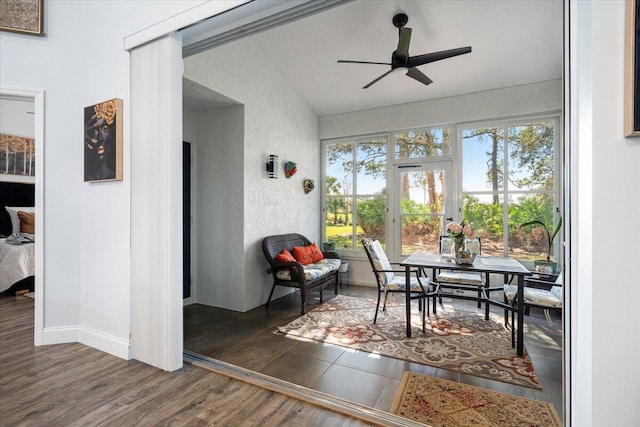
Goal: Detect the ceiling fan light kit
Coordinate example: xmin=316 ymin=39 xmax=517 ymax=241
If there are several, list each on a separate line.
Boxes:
xmin=338 ymin=13 xmax=472 ymax=89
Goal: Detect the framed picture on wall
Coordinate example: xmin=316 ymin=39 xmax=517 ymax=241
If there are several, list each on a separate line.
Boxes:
xmin=84 ymin=98 xmax=123 ymax=182
xmin=0 ymin=0 xmax=43 ymax=36
xmin=626 ymin=0 xmax=640 ymax=137
xmin=0 ymin=134 xmax=36 ymax=183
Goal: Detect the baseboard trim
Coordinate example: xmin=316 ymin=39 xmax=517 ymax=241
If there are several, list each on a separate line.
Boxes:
xmin=42 ymin=325 xmax=78 ymax=345
xmin=42 ymin=325 xmax=131 ymax=360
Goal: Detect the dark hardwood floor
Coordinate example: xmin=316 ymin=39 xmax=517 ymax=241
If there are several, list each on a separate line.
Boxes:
xmin=0 ymin=284 xmax=562 ymax=425
xmin=0 ymin=294 xmax=374 ymax=426
xmin=184 ymin=285 xmax=563 ymax=417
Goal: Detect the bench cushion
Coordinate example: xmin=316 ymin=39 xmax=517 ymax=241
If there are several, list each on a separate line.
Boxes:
xmin=276 ymin=258 xmax=341 ymax=281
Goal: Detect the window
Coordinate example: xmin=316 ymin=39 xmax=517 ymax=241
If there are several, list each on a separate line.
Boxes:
xmin=460 ymin=119 xmax=558 ymax=260
xmin=394 ymin=128 xmax=452 ymax=160
xmin=322 ymin=118 xmax=559 ymax=264
xmin=323 ymin=137 xmax=387 ymax=251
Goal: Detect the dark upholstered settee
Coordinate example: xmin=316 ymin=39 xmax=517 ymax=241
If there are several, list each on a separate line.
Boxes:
xmin=262 ymin=233 xmax=340 ymax=315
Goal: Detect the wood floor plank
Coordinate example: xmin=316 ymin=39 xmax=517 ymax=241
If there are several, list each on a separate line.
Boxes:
xmin=0 ymin=295 xmax=374 ymax=426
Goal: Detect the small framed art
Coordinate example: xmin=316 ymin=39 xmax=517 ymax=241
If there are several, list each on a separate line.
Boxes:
xmin=0 ymin=134 xmax=36 ymax=183
xmin=0 ymin=0 xmax=44 ymax=36
xmin=84 ymin=98 xmax=123 ymax=182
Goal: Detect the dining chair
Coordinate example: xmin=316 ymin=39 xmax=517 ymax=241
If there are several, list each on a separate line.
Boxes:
xmin=435 ymin=236 xmax=488 ymax=311
xmin=362 ymin=238 xmax=434 ymax=332
xmin=504 ymin=272 xmax=563 ymax=327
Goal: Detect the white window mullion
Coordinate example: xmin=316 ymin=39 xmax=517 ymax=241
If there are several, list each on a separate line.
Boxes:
xmin=503 ymin=125 xmax=510 ymax=256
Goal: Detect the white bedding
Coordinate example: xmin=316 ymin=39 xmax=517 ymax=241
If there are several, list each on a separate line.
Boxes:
xmin=0 ymin=238 xmax=35 ymax=292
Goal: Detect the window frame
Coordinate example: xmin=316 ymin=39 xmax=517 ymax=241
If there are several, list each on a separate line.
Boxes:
xmin=457 ymin=115 xmax=561 ymax=261
xmin=320 ymin=113 xmax=561 ymax=264
xmin=321 ymin=134 xmax=389 ymax=257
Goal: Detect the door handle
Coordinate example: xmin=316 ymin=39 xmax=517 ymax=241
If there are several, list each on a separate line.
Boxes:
xmin=446 ymin=217 xmax=453 ymax=221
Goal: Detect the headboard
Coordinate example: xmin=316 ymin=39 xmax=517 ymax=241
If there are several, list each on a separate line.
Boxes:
xmin=0 ymin=182 xmax=35 ymax=236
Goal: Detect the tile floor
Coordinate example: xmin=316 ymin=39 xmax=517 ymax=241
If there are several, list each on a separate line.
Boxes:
xmin=184 ymin=284 xmax=563 ymax=418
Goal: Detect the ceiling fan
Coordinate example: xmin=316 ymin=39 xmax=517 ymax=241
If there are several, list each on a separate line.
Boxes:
xmin=338 ymin=13 xmax=472 ymax=89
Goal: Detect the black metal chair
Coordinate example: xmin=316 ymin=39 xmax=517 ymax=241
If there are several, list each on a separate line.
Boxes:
xmin=433 ymin=236 xmax=488 ymax=310
xmin=504 ymin=272 xmax=563 ymax=325
xmin=362 ymin=238 xmax=436 ymax=332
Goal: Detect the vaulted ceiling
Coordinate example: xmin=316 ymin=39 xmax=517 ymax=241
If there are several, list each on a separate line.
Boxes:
xmin=184 ymin=0 xmax=563 ymax=117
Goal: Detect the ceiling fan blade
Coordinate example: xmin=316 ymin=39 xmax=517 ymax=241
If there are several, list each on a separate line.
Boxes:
xmin=395 ymin=27 xmax=412 ymax=62
xmin=406 ymin=67 xmax=433 ymax=86
xmin=407 ymin=46 xmax=472 ymax=67
xmin=337 ymin=60 xmax=391 ymax=65
xmin=363 ymin=69 xmax=394 ymax=89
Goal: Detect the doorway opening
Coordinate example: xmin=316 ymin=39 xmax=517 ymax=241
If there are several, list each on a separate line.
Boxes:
xmin=175 ymin=0 xmax=566 ymax=423
xmin=0 ymin=89 xmax=45 ymax=346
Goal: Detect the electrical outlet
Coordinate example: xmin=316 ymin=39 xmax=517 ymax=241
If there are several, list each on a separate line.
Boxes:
xmin=81 ymin=287 xmax=88 ymax=303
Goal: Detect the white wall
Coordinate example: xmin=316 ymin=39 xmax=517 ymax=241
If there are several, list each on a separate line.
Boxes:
xmin=0 ymin=99 xmax=34 ymax=138
xmin=195 ymin=105 xmax=245 ymax=310
xmin=579 ymin=1 xmax=640 ymax=425
xmin=0 ymin=0 xmax=206 ymax=356
xmin=184 ymin=37 xmax=320 ymax=311
xmin=183 ymin=110 xmax=198 ymax=144
xmin=320 ymin=79 xmax=561 ymax=139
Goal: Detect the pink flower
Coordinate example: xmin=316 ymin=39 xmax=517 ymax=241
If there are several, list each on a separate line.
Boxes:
xmin=462 ymin=224 xmax=474 ymax=237
xmin=446 ymin=222 xmax=462 ymax=233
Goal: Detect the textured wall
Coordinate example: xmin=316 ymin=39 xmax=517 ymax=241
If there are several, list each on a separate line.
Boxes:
xmin=184 ymin=37 xmax=319 ymax=311
xmin=195 ymin=106 xmax=245 ymax=310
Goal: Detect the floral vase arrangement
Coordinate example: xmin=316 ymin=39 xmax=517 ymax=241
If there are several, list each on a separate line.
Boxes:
xmin=446 ymin=220 xmax=475 ymax=258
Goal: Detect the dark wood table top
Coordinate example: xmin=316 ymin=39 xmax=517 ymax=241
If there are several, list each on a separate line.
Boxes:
xmin=400 ymin=253 xmax=531 ymax=275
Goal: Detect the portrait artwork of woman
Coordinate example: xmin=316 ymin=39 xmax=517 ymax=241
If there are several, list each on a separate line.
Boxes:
xmin=84 ymin=98 xmax=122 ymax=182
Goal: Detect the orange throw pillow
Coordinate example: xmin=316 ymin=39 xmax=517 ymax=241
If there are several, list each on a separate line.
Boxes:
xmin=292 ymin=245 xmax=314 ymax=265
xmin=18 ymin=211 xmax=35 ymax=234
xmin=293 ymin=243 xmax=324 ymax=265
xmin=308 ymin=242 xmax=325 ymax=263
xmin=275 ymin=249 xmax=295 ymax=263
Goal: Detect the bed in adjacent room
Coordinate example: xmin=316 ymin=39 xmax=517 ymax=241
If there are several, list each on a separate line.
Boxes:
xmin=0 ymin=181 xmax=36 ymax=294
xmin=0 ymin=237 xmax=35 ymax=293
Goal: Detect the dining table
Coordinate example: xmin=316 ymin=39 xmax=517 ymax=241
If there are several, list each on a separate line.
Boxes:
xmin=400 ymin=253 xmax=532 ymax=357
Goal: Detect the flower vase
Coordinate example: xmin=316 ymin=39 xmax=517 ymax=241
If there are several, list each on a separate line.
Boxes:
xmin=452 ymin=236 xmax=465 ymax=256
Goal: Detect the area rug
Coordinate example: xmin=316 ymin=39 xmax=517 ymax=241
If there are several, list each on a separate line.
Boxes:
xmin=391 ymin=372 xmax=561 ymax=426
xmin=275 ymin=295 xmax=540 ymax=389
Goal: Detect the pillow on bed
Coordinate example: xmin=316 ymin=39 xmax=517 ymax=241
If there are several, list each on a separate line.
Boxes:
xmin=18 ymin=211 xmax=35 ymax=234
xmin=5 ymin=206 xmax=35 ymax=234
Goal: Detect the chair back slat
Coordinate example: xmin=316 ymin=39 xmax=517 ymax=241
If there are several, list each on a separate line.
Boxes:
xmin=362 ymin=239 xmax=394 ymax=287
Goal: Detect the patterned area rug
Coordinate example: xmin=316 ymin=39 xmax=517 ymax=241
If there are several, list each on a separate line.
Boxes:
xmin=391 ymin=372 xmax=561 ymax=426
xmin=276 ymin=295 xmax=540 ymax=389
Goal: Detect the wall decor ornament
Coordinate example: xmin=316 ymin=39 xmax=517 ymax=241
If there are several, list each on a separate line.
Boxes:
xmin=0 ymin=0 xmax=43 ymax=35
xmin=284 ymin=161 xmax=297 ymax=178
xmin=303 ymin=178 xmax=315 ymax=194
xmin=266 ymin=154 xmax=279 ymax=178
xmin=626 ymin=0 xmax=640 ymax=137
xmin=84 ymin=98 xmax=123 ymax=182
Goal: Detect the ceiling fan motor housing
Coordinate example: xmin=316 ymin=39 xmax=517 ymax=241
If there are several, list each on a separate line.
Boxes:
xmin=392 ymin=13 xmax=408 ymax=29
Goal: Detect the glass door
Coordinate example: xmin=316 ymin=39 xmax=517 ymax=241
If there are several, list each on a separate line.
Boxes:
xmin=393 ymin=161 xmax=453 ymax=258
